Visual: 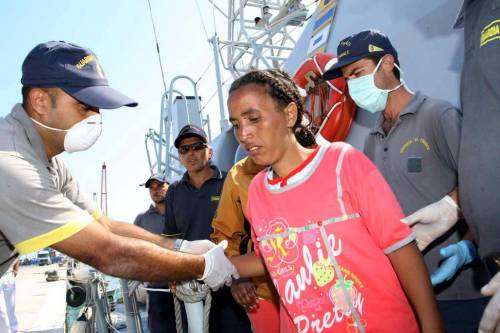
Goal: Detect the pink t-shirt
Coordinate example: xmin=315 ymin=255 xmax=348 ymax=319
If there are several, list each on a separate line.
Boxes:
xmin=247 ymin=143 xmax=418 ymax=333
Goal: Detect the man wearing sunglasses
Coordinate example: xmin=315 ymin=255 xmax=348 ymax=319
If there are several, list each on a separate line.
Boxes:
xmin=164 ymin=124 xmax=252 ymax=332
xmin=0 ymin=42 xmax=238 ymax=296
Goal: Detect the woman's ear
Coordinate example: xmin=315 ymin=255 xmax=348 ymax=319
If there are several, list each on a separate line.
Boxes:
xmin=284 ymin=102 xmax=298 ymax=128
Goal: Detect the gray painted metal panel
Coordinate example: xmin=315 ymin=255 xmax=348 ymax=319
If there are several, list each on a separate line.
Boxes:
xmin=210 ymin=128 xmax=240 ymax=172
xmin=171 ymin=97 xmax=204 ymax=139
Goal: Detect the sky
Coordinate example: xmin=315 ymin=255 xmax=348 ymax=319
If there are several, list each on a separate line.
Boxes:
xmin=0 ymin=0 xmax=237 ymax=222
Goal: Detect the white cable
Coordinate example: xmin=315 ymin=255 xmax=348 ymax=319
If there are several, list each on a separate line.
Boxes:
xmin=145 ymin=0 xmax=168 ymax=93
xmin=195 ymin=59 xmax=215 ymax=84
xmin=194 ymin=0 xmax=210 ymax=40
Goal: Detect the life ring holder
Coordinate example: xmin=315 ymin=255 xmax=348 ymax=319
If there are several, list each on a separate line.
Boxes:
xmin=293 ymin=52 xmax=357 ymax=145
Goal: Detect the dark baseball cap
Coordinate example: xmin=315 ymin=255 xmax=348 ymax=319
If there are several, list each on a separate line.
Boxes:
xmin=141 ymin=173 xmax=169 ymax=188
xmin=21 ymin=41 xmax=138 ymax=109
xmin=323 ymin=30 xmax=398 ymax=80
xmin=174 ymin=124 xmax=208 ymax=148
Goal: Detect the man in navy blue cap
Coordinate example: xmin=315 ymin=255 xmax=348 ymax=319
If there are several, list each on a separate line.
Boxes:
xmin=165 ymin=124 xmax=252 ymax=333
xmin=0 ymin=41 xmax=240 ymax=293
xmin=324 ymin=30 xmax=488 ymax=332
xmin=134 ymin=174 xmax=182 ymax=333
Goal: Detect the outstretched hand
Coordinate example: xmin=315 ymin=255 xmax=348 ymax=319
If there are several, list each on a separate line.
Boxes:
xmin=430 ymin=240 xmax=476 ymax=286
xmin=180 ymin=239 xmax=218 ymax=254
xmin=401 ymin=195 xmax=460 ymax=251
xmin=479 ymin=272 xmax=500 ymax=333
xmin=200 ymin=240 xmax=239 ymax=290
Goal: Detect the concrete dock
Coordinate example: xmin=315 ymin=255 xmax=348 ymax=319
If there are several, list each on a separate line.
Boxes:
xmin=16 ymin=264 xmax=67 ymax=333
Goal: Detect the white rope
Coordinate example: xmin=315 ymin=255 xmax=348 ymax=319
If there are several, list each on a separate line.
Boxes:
xmin=141 ymin=287 xmax=171 ymax=292
xmin=199 ymin=76 xmax=231 ymax=112
xmin=172 ymin=280 xmax=212 ymax=333
xmin=195 ymin=59 xmax=215 ymax=85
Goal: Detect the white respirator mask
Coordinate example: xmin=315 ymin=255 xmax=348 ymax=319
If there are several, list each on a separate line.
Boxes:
xmin=31 ymin=114 xmax=102 ymax=153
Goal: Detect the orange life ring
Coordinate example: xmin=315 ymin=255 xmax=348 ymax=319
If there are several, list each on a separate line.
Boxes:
xmin=293 ymin=52 xmax=357 ymax=144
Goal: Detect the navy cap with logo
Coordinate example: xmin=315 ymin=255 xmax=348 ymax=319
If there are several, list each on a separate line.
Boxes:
xmin=174 ymin=124 xmax=208 ymax=148
xmin=323 ymin=30 xmax=398 ymax=80
xmin=21 ymin=41 xmax=138 ymax=109
xmin=141 ymin=173 xmax=169 ymax=188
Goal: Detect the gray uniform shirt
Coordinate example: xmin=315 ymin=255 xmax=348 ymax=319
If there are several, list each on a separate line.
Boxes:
xmin=364 ymin=92 xmax=483 ymax=300
xmin=134 ymin=205 xmax=168 ymax=288
xmin=457 ymin=0 xmax=500 ymax=258
xmin=0 ymin=104 xmax=98 ymax=276
xmin=133 ymin=205 xmax=165 ymax=236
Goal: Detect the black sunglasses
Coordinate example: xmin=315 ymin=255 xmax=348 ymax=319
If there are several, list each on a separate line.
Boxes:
xmin=178 ymin=142 xmax=208 ymax=155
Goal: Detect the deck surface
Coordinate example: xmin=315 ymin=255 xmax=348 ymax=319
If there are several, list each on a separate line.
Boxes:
xmin=16 ymin=264 xmax=67 ymax=333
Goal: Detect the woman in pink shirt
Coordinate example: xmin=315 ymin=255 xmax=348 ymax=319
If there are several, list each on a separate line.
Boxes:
xmin=227 ymin=69 xmax=443 ymax=333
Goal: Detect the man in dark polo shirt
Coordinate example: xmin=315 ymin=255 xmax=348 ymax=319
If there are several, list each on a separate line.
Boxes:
xmin=164 ymin=125 xmax=251 ymax=333
xmin=134 ymin=174 xmax=177 ymax=333
xmin=323 ymin=30 xmax=488 ymax=332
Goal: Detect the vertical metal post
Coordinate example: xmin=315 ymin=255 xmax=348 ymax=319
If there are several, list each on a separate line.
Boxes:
xmin=91 ymin=280 xmax=109 ymax=333
xmin=119 ymin=279 xmax=142 ymax=333
xmin=210 ymin=35 xmax=230 ymax=131
xmin=158 ymin=91 xmax=169 ymax=174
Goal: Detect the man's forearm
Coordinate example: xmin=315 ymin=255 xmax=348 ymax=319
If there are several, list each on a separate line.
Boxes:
xmin=52 ymin=221 xmax=203 ymax=281
xmin=98 ymin=215 xmax=174 ymax=250
xmin=103 ymin=237 xmax=204 ymax=281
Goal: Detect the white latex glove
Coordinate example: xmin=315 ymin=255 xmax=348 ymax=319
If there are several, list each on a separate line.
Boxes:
xmin=479 ymin=272 xmax=500 ymax=333
xmin=180 ymin=239 xmax=218 ymax=255
xmin=199 ymin=240 xmax=239 ymax=291
xmin=401 ymin=195 xmax=460 ymax=251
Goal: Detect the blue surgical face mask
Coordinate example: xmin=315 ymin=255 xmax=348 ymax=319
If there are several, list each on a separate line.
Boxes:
xmin=347 ymin=58 xmax=404 ymax=113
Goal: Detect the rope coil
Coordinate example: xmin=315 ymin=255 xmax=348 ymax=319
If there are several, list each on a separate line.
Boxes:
xmin=172 ymin=280 xmax=212 ymax=333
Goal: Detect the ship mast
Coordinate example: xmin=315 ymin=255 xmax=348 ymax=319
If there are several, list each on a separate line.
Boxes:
xmin=219 ymin=0 xmax=309 ymax=78
xmin=100 ymin=162 xmax=108 ymax=216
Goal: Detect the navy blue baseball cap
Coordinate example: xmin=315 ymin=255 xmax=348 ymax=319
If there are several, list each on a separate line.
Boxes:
xmin=21 ymin=41 xmax=138 ymax=109
xmin=323 ymin=30 xmax=398 ymax=80
xmin=141 ymin=173 xmax=169 ymax=187
xmin=174 ymin=124 xmax=208 ymax=148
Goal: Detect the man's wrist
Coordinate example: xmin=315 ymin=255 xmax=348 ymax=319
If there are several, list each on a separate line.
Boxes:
xmin=161 ymin=237 xmax=175 ymax=250
xmin=174 ymin=239 xmax=185 ymax=251
xmin=197 ymin=256 xmax=206 ymax=279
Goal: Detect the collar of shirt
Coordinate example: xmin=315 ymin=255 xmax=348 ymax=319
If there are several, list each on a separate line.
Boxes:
xmin=180 ymin=164 xmax=223 ymax=184
xmin=267 ymin=146 xmax=320 ymax=188
xmin=265 ymin=145 xmax=326 ymax=192
xmin=11 ymin=103 xmax=51 ymax=167
xmin=146 ymin=204 xmax=162 ymax=215
xmin=369 ymin=91 xmax=426 ymax=136
xmin=453 ymin=0 xmax=486 ymax=29
xmin=241 ymin=156 xmax=266 ymax=176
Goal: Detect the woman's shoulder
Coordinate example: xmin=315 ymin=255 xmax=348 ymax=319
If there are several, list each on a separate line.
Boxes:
xmin=322 ymin=141 xmax=358 ymax=159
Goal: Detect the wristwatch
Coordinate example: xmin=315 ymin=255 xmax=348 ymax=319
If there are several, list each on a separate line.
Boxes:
xmin=174 ymin=239 xmax=184 ymax=251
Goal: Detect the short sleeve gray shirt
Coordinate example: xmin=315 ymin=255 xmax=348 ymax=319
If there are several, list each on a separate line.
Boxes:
xmin=133 ymin=205 xmax=165 ymax=236
xmin=0 ymin=104 xmax=99 ymax=276
xmin=364 ymin=92 xmax=484 ymax=300
xmin=364 ymin=92 xmax=461 ymax=214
